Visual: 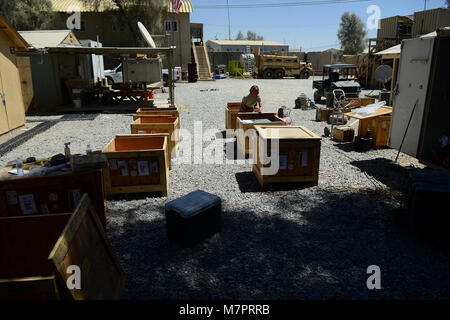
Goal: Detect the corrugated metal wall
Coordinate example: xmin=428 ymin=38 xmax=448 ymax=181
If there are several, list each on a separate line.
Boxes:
xmin=377 ymin=16 xmax=399 ymax=39
xmin=412 ymin=8 xmax=450 ymax=37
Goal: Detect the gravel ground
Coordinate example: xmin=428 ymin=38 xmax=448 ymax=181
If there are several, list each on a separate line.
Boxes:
xmin=1 ymin=78 xmax=449 ymax=299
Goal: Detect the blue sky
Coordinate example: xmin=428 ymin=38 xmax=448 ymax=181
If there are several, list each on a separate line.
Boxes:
xmin=189 ymin=0 xmax=448 ymax=51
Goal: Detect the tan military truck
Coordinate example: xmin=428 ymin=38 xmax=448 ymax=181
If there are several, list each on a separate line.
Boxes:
xmin=255 ymin=50 xmax=313 ymax=79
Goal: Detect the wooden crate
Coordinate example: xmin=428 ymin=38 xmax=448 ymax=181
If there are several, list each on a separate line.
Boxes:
xmin=344 ymin=97 xmax=376 ymax=108
xmin=358 ymin=115 xmax=392 ymax=148
xmin=236 ymin=113 xmax=284 ymax=157
xmin=253 ymin=125 xmax=322 ymax=188
xmin=333 ymin=126 xmax=355 ymax=142
xmin=315 ymin=106 xmax=333 ymax=122
xmin=130 ymin=115 xmax=179 ymax=157
xmin=0 ymin=194 xmax=124 ymax=300
xmin=225 ymin=102 xmax=242 ymax=130
xmin=0 ymin=169 xmax=106 ymax=228
xmin=133 ymin=107 xmax=180 ymax=130
xmin=102 ymin=134 xmax=169 ymax=198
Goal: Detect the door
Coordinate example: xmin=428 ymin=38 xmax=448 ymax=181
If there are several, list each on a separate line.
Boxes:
xmin=388 ymin=37 xmax=435 ymax=157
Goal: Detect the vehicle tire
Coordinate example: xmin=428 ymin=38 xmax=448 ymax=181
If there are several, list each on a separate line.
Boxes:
xmin=314 ymin=90 xmax=321 ymax=102
xmin=274 ymin=69 xmax=285 ymax=79
xmin=300 ymin=69 xmax=312 ymax=79
xmin=263 ymin=69 xmax=274 ymax=79
xmin=106 ymin=76 xmax=115 ymax=85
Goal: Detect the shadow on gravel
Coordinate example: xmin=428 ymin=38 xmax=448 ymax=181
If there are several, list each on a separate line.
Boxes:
xmin=0 ymin=114 xmax=99 ymax=156
xmin=333 ymin=142 xmax=355 ymax=153
xmin=235 ymin=171 xmax=314 ymax=193
xmin=106 ymin=189 xmax=450 ymax=300
xmin=350 ymin=157 xmax=407 ymax=191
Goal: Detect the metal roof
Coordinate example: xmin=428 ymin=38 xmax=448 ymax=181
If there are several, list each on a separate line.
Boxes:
xmin=50 ymin=0 xmax=194 ymax=13
xmin=376 ymin=44 xmax=401 ymax=56
xmin=18 ymin=30 xmax=81 ymax=49
xmin=168 ymin=0 xmax=193 ymax=13
xmin=50 ymin=0 xmax=117 ymax=12
xmin=207 ymin=40 xmax=288 ymax=46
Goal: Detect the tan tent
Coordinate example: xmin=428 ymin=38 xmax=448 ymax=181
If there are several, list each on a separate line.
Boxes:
xmin=0 ymin=13 xmax=30 ymax=135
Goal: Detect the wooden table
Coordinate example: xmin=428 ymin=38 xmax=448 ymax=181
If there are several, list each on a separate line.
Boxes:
xmin=345 ymin=106 xmax=393 ymax=148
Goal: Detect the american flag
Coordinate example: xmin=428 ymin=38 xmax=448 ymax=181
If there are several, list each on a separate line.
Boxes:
xmin=173 ymin=0 xmax=183 ymax=14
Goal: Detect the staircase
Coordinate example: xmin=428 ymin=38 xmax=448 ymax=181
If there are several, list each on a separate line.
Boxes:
xmin=193 ymin=41 xmax=212 ymax=80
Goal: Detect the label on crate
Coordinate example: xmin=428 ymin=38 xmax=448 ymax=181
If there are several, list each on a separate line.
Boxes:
xmin=130 ymin=170 xmax=137 ymax=177
xmin=5 ymin=190 xmax=18 ymax=205
xmin=279 ymin=155 xmax=288 ymax=170
xmin=300 ymin=150 xmax=308 ymax=167
xmin=137 ymin=160 xmax=150 ymax=176
xmin=19 ymin=194 xmax=38 ymax=215
xmin=118 ymin=160 xmax=129 ymax=176
xmin=109 ymin=159 xmax=118 ymax=170
xmin=150 ymin=161 xmax=159 ymax=174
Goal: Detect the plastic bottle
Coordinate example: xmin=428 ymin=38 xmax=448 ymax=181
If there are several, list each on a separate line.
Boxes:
xmin=86 ymin=144 xmax=92 ymax=155
xmin=16 ymin=159 xmax=24 ymax=176
xmin=64 ymin=142 xmax=71 ymax=158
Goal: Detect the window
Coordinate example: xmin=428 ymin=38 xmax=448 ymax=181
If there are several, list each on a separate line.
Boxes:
xmin=165 ymin=20 xmax=178 ymax=32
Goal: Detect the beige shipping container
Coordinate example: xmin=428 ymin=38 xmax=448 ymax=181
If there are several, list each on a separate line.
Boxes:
xmin=412 ymin=8 xmax=450 ymax=37
xmin=377 ymin=16 xmax=413 ymax=40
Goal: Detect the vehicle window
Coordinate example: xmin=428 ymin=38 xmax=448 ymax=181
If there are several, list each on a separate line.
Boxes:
xmin=117 ymin=65 xmax=122 ymax=72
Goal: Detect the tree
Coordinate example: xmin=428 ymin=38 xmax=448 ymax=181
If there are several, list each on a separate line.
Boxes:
xmin=235 ymin=31 xmax=245 ymax=40
xmin=447 ymin=0 xmax=450 ymax=8
xmin=82 ymin=0 xmax=165 ymax=46
xmin=337 ymin=12 xmax=367 ymax=55
xmin=1 ymin=0 xmax=54 ymax=30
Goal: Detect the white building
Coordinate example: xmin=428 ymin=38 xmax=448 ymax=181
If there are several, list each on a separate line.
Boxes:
xmin=206 ymin=40 xmax=289 ymax=53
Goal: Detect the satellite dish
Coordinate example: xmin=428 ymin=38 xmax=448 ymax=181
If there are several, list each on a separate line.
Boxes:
xmin=375 ymin=65 xmax=393 ymax=87
xmin=138 ymin=21 xmax=156 ymax=48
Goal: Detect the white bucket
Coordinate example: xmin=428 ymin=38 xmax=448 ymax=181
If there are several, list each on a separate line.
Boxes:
xmin=73 ymin=98 xmax=82 ymax=109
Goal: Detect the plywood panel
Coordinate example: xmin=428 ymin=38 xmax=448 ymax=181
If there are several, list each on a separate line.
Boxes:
xmin=0 ymin=31 xmax=25 ymax=132
xmin=16 ymin=56 xmax=34 ymax=112
xmin=49 ymin=194 xmax=124 ymax=300
xmin=0 ymin=71 xmax=9 ymax=135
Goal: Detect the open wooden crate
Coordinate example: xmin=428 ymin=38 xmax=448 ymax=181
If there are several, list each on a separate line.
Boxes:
xmin=253 ymin=125 xmax=322 ymax=188
xmin=236 ymin=113 xmax=284 ymax=158
xmin=0 ymin=194 xmax=124 ymax=300
xmin=130 ymin=115 xmax=179 ymax=158
xmin=133 ymin=107 xmax=180 ymax=130
xmin=102 ymin=134 xmax=169 ymax=198
xmin=0 ymin=169 xmax=106 ymax=228
xmin=225 ymin=102 xmax=242 ymax=130
xmin=344 ymin=97 xmax=376 ymax=108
